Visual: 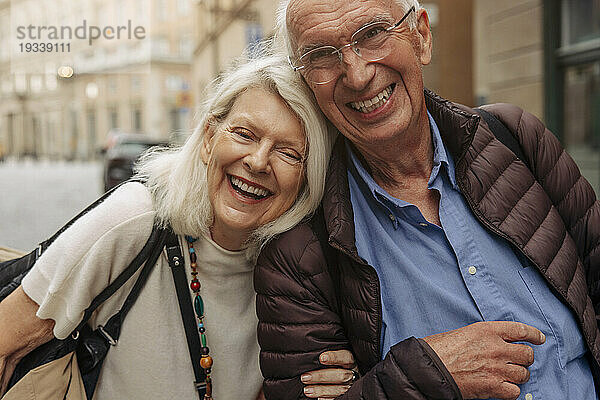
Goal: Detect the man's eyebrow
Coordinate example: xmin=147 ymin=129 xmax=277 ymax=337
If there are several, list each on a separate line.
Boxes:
xmin=298 ymin=14 xmax=394 ymax=56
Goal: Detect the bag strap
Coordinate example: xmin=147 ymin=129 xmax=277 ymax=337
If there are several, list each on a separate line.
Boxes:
xmin=165 ymin=230 xmax=206 ymax=400
xmin=93 ymin=226 xmax=169 ymax=343
xmin=475 ymin=108 xmax=530 ymax=170
xmin=74 ymin=224 xmax=167 ymax=335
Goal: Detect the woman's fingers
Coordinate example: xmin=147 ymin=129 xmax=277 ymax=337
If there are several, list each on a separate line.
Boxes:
xmin=301 ymin=368 xmax=354 ymax=385
xmin=303 ymin=384 xmax=352 ymax=399
xmin=319 ymin=349 xmax=356 ymax=369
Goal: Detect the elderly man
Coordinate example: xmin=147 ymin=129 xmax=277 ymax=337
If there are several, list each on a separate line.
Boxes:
xmin=255 ymin=0 xmax=600 ymax=399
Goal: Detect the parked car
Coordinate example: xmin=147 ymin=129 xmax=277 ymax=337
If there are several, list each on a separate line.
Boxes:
xmin=103 ymin=133 xmax=168 ymax=192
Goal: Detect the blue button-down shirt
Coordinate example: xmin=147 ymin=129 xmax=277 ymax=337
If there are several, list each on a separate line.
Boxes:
xmin=346 ymin=111 xmax=597 ymax=399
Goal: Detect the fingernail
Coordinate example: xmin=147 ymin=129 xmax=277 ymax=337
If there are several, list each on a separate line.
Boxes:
xmin=540 ymin=332 xmax=546 ymax=343
xmin=304 ymin=387 xmax=314 ymax=395
xmin=320 ymin=354 xmax=329 ymax=362
xmin=301 ymin=374 xmax=311 ymax=383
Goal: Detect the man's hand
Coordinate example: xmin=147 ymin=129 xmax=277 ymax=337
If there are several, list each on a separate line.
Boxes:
xmin=423 ymin=321 xmax=545 ymax=400
xmin=300 ymin=349 xmax=357 ymax=399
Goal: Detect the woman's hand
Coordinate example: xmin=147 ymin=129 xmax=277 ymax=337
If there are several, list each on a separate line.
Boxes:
xmin=300 ymin=349 xmax=357 ymax=399
xmin=0 ymin=286 xmax=54 ymax=396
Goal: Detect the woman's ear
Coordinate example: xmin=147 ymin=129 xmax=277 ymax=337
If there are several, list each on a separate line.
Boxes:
xmin=200 ymin=120 xmax=216 ymax=164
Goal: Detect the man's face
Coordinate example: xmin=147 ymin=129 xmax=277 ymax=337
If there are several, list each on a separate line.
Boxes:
xmin=287 ymin=0 xmax=432 ymax=155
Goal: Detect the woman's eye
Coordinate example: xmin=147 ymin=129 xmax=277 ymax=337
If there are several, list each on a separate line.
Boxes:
xmin=277 ymin=149 xmax=302 ymax=162
xmin=231 ymin=128 xmax=253 ymax=140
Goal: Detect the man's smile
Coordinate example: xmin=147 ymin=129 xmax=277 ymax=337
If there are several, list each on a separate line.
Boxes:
xmin=347 ymin=84 xmax=395 ymax=114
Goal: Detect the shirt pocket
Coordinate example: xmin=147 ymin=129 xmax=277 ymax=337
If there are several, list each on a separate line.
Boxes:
xmin=517 ymin=265 xmax=587 ymax=368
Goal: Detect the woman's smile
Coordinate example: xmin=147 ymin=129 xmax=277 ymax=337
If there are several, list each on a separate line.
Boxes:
xmin=227 ymin=174 xmax=273 ymax=203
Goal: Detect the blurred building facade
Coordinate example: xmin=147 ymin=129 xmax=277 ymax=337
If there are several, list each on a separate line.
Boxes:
xmin=0 ymin=0 xmax=194 ymax=160
xmin=191 ymin=0 xmax=278 ymax=110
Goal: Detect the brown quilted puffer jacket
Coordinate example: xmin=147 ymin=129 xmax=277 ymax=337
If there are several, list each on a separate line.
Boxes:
xmin=255 ymin=90 xmax=600 ymax=399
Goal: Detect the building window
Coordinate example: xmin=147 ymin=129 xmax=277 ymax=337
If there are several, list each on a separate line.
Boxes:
xmin=133 ymin=107 xmax=142 ymax=131
xmin=87 ymin=110 xmax=96 ymax=158
xmin=245 ymin=23 xmax=263 ymax=58
xmin=152 ymin=36 xmax=170 ymax=56
xmin=156 ymin=0 xmax=167 ymax=21
xmin=550 ymin=0 xmax=600 ymax=195
xmin=177 ymin=0 xmax=190 ymax=15
xmin=131 ymin=76 xmax=142 ymax=93
xmin=109 ymin=107 xmax=119 ymax=130
xmin=561 ymin=0 xmax=600 ymax=46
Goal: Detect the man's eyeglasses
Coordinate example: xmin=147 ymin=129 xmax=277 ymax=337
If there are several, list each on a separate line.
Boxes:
xmin=289 ymin=6 xmax=416 ymax=85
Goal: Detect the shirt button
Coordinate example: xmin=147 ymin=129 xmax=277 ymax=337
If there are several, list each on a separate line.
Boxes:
xmin=468 ymin=266 xmax=477 ymax=275
xmin=525 ymin=394 xmax=533 ymax=400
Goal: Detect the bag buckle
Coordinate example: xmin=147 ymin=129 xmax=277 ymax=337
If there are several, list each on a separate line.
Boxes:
xmin=195 ymin=381 xmax=207 ymax=390
xmin=97 ymin=325 xmax=118 ymax=346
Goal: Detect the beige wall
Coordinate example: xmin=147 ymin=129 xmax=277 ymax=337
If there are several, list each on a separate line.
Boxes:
xmin=474 ymin=0 xmax=544 ymax=120
xmin=423 ymin=0 xmax=474 ymax=106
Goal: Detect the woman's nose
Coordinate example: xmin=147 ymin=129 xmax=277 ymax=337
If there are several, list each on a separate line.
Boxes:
xmin=243 ymin=144 xmax=271 ymax=173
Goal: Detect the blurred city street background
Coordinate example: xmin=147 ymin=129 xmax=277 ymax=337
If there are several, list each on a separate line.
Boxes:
xmin=0 ymin=160 xmax=102 ymax=250
xmin=0 ymin=0 xmax=599 ymax=251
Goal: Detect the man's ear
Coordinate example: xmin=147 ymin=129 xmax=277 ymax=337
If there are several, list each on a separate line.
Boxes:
xmin=416 ymin=9 xmax=432 ymax=66
xmin=200 ymin=121 xmax=216 ymax=164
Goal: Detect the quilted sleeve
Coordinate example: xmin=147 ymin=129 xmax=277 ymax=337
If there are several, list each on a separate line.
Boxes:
xmin=254 ymin=224 xmax=462 ymax=400
xmin=487 ymin=104 xmax=600 ymax=309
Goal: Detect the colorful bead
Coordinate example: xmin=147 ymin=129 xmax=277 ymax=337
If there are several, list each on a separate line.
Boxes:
xmin=200 ymin=356 xmax=213 ymax=369
xmin=185 ymin=234 xmax=214 ymax=398
xmin=194 ymin=295 xmax=204 ymax=316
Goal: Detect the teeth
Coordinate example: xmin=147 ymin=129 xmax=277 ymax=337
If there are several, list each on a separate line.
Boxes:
xmin=349 ymin=85 xmax=393 ymax=114
xmin=230 ymin=176 xmax=270 ymax=198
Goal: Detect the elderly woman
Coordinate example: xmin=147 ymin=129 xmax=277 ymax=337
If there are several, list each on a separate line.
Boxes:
xmin=0 ymin=55 xmax=353 ymax=399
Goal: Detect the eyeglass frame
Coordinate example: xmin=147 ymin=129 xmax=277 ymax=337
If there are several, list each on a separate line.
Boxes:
xmin=289 ymin=6 xmax=416 ymax=85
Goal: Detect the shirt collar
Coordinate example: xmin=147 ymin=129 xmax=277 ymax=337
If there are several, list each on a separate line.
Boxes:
xmin=428 ymin=110 xmax=457 ymax=189
xmin=346 ymin=110 xmax=458 ymax=211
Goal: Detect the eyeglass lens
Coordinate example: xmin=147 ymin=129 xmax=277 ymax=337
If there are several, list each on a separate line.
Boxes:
xmin=299 ymin=7 xmax=415 ymax=84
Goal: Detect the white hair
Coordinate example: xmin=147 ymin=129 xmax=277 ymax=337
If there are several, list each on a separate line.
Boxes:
xmin=135 ymin=52 xmax=336 ymax=261
xmin=276 ymin=0 xmax=422 ymax=59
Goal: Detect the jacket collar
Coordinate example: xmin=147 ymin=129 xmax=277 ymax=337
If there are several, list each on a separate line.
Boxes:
xmin=322 ymin=89 xmax=481 ymax=260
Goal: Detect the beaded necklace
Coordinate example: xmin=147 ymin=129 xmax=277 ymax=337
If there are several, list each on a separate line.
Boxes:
xmin=185 ymin=235 xmax=213 ymax=400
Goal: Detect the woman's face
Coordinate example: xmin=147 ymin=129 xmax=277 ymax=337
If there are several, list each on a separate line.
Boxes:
xmin=201 ymin=87 xmax=306 ymax=250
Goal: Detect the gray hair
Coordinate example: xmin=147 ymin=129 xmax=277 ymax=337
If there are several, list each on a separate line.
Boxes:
xmin=135 ymin=53 xmax=336 ymax=261
xmin=276 ymin=0 xmax=421 ymax=59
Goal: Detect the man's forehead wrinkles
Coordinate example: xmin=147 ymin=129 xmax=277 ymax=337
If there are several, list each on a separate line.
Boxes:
xmin=289 ymin=0 xmax=396 ymax=45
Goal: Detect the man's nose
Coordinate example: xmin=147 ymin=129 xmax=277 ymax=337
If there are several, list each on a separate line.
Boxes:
xmin=243 ymin=143 xmax=271 ymax=173
xmin=340 ymin=47 xmax=375 ymax=90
